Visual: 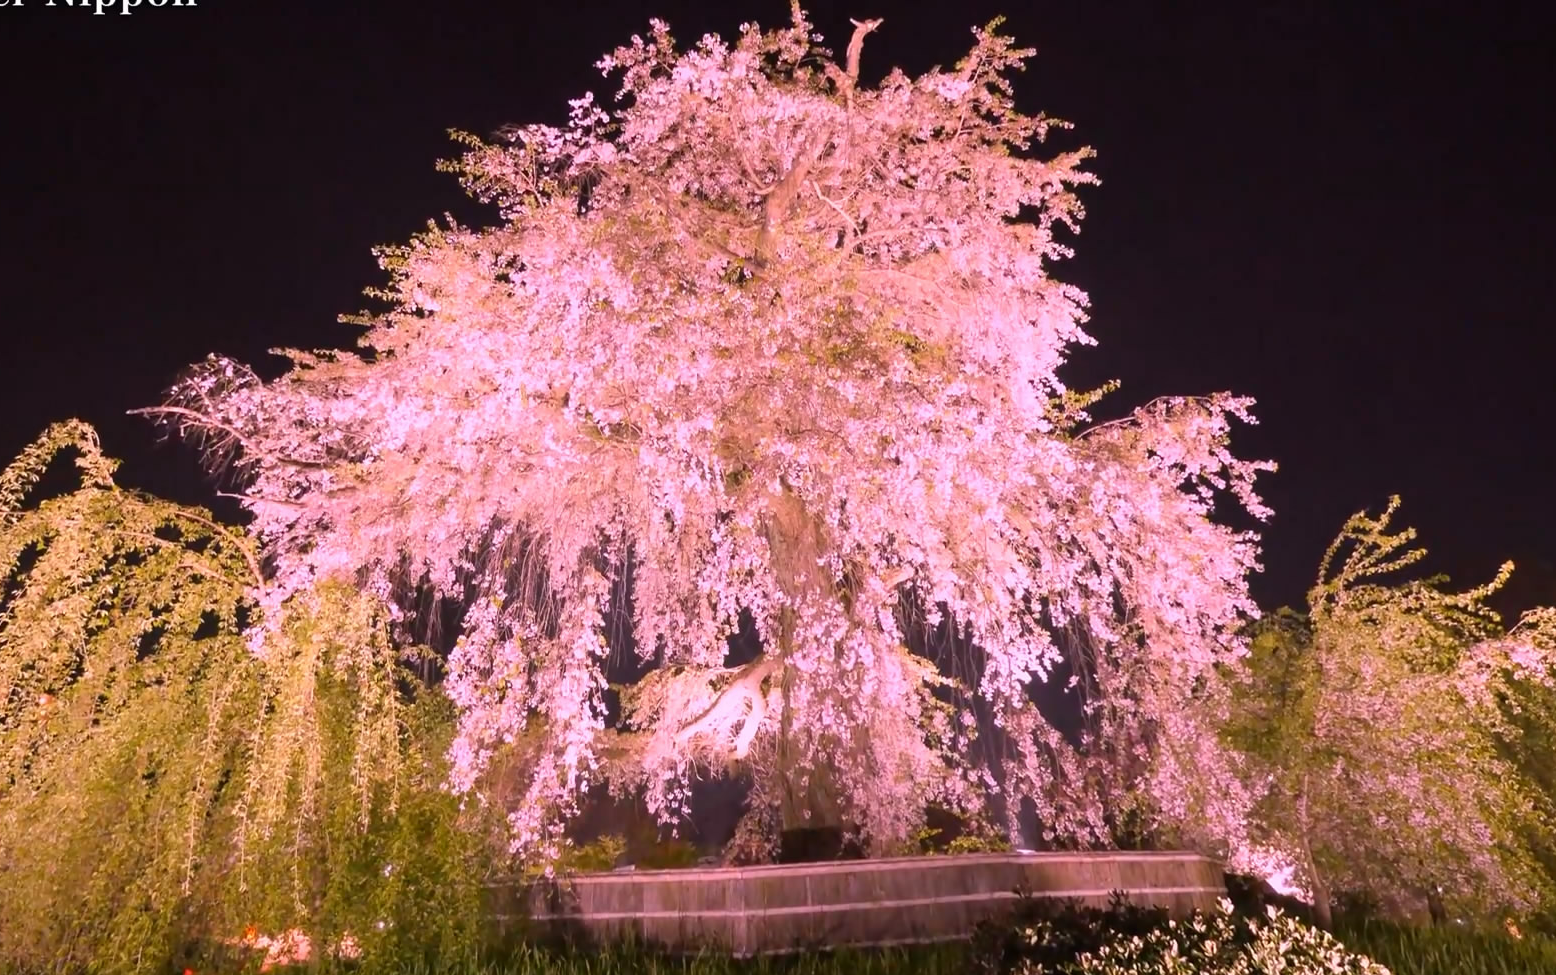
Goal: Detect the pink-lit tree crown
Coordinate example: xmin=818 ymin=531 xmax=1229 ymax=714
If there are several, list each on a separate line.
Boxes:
xmin=149 ymin=6 xmax=1274 ymax=863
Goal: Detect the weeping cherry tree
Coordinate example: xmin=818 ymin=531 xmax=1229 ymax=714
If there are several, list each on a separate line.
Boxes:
xmin=144 ymin=7 xmax=1275 ymax=865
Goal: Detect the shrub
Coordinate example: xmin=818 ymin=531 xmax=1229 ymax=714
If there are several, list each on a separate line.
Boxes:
xmin=0 ymin=424 xmax=494 ymax=974
xmin=537 ymin=834 xmax=628 ymax=875
xmin=894 ymin=807 xmax=1014 ymax=857
xmin=972 ymin=894 xmax=1390 ymax=975
xmin=633 ymin=836 xmax=702 ymax=870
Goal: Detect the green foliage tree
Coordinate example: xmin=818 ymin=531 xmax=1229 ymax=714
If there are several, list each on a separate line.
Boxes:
xmin=1223 ymin=498 xmax=1556 ymax=929
xmin=1496 ymin=630 xmax=1556 ymax=933
xmin=0 ymin=422 xmax=491 ymax=974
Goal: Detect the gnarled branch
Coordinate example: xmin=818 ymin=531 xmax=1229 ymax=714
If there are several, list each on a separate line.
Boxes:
xmin=674 ymin=656 xmax=780 ymax=759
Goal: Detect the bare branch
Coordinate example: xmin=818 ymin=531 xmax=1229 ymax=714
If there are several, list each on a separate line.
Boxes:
xmin=845 ymin=18 xmax=883 ymax=83
xmin=735 ymin=144 xmax=779 ymax=196
xmin=808 ymin=178 xmax=859 ymax=248
xmin=165 ymin=508 xmax=268 ymax=590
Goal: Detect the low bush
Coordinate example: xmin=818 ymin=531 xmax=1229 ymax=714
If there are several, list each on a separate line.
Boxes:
xmin=970 ymin=893 xmax=1389 ymax=974
xmin=633 ymin=836 xmax=704 ymax=870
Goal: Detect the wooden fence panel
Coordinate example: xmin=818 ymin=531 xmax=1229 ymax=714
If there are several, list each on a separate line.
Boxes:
xmin=489 ymin=851 xmax=1227 ymax=956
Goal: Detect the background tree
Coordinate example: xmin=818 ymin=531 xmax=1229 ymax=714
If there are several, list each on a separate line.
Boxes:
xmin=1223 ymin=497 xmax=1556 ymax=928
xmin=0 ymin=421 xmax=259 ymax=972
xmin=146 ymin=7 xmax=1274 ymax=865
xmin=1497 ymin=620 xmax=1556 ymax=933
xmin=0 ymin=423 xmax=488 ymax=974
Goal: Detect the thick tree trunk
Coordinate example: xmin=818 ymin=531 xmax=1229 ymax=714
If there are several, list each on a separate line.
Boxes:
xmin=767 ymin=485 xmax=845 ymax=835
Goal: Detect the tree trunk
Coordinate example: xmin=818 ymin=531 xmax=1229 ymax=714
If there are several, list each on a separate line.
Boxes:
xmin=1299 ymin=831 xmax=1334 ymax=929
xmin=767 ymin=485 xmax=844 ymax=834
xmin=1296 ymin=775 xmax=1334 ymax=929
xmin=1426 ymin=885 xmax=1447 ymax=926
xmin=774 ymin=622 xmax=842 ymax=832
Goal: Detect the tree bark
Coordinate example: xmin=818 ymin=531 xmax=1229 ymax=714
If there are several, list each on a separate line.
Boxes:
xmin=1426 ymin=884 xmax=1447 ymax=926
xmin=1298 ymin=830 xmax=1334 ymax=929
xmin=1297 ymin=776 xmax=1334 ymax=929
xmin=766 ymin=484 xmax=844 ymax=833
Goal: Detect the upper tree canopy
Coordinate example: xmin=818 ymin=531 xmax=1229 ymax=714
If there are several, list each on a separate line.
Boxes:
xmin=150 ymin=7 xmax=1273 ymax=862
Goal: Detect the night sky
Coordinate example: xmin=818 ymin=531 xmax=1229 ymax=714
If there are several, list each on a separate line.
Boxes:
xmin=2 ymin=0 xmax=1551 ymax=618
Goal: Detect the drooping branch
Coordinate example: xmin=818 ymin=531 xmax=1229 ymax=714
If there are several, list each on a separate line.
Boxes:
xmin=131 ymin=404 xmax=334 ymax=473
xmin=165 ymin=507 xmax=267 ymax=590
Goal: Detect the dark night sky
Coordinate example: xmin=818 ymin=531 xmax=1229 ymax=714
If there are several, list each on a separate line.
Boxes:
xmin=1 ymin=0 xmax=1551 ymax=617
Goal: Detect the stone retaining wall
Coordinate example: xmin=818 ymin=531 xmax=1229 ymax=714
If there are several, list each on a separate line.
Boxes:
xmin=489 ymin=851 xmax=1226 ymax=956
